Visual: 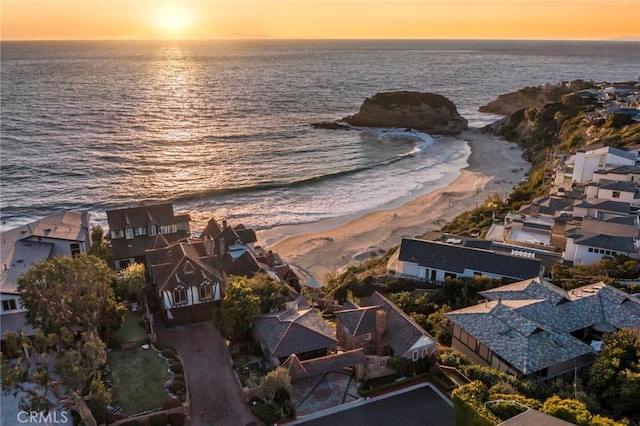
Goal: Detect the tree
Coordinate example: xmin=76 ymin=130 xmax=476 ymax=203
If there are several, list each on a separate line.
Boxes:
xmin=586 ymin=328 xmax=640 ymax=416
xmin=114 ymin=262 xmax=147 ymax=301
xmin=220 ymin=278 xmax=261 ymax=341
xmin=2 ymin=330 xmax=111 ymax=426
xmin=2 ymin=255 xmax=125 ymax=426
xmin=88 ymin=225 xmax=113 ymax=268
xmin=17 ymin=255 xmax=123 ymax=340
xmin=258 ymin=367 xmax=292 ymax=405
xmin=541 ymin=396 xmax=592 ymax=426
xmin=244 ymin=274 xmax=290 ymax=314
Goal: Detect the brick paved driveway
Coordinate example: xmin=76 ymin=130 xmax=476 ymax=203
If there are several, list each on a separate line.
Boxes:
xmin=156 ymin=321 xmax=257 ymax=426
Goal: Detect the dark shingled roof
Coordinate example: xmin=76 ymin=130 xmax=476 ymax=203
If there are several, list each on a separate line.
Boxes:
xmin=445 ymin=300 xmax=595 ymax=374
xmin=592 ymin=179 xmax=638 ymax=192
xmin=361 ymin=292 xmax=437 ymax=357
xmin=397 ymin=238 xmax=541 ymax=280
xmin=565 ymin=229 xmax=636 ymax=252
xmin=253 ymin=308 xmax=338 ymax=359
xmin=282 ymin=349 xmax=366 ymax=380
xmin=573 ymin=200 xmax=631 ymax=214
xmin=1 ymin=311 xmax=36 ymax=337
xmin=234 ymin=225 xmax=257 ymax=244
xmin=598 ymin=165 xmax=640 ymax=175
xmin=106 ymin=203 xmax=190 ymax=261
xmin=518 ymin=195 xmax=573 ymax=216
xmin=334 ymin=306 xmax=380 ymax=336
xmin=149 ymin=241 xmax=224 ymax=293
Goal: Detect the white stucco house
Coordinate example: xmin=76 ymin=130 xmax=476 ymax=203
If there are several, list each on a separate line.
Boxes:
xmin=554 ymin=145 xmax=637 ymax=188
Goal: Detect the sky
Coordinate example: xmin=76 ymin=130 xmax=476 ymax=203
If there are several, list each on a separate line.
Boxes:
xmin=1 ymin=0 xmax=639 ymax=41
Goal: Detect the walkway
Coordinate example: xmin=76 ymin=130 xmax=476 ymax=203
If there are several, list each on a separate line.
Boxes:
xmin=156 ymin=321 xmax=257 ymax=426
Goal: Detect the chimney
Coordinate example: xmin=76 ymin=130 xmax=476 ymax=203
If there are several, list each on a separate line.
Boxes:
xmin=218 ymin=237 xmax=226 ymax=261
xmin=222 ymin=219 xmax=228 ymax=229
xmin=375 ymin=309 xmax=387 ymax=356
xmin=204 ymin=236 xmax=215 ymax=257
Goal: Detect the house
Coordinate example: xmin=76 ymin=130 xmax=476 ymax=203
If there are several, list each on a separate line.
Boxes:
xmin=335 ymin=292 xmax=438 ymax=361
xmin=387 ymin=238 xmax=542 ymax=282
xmin=517 ymin=195 xmax=574 ymax=218
xmin=572 ymin=199 xmax=631 ymax=219
xmin=564 ymin=228 xmax=638 ymax=265
xmin=253 ymin=306 xmax=338 ymax=365
xmin=146 ymin=237 xmax=224 ymax=327
xmin=592 ymin=165 xmax=640 ymax=183
xmin=106 ymin=203 xmax=190 ymax=270
xmin=554 ymin=145 xmax=637 ymax=188
xmin=584 ymin=180 xmax=640 ymax=206
xmin=202 ymin=218 xmax=299 ymax=287
xmin=0 ymin=211 xmax=91 ymax=338
xmin=444 ymin=278 xmax=640 ymax=381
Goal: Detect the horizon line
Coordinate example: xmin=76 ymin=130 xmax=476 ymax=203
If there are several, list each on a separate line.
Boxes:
xmin=2 ymin=36 xmax=640 ymax=43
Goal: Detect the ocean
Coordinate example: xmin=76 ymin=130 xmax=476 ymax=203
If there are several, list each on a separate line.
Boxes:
xmin=1 ymin=39 xmax=638 ymax=233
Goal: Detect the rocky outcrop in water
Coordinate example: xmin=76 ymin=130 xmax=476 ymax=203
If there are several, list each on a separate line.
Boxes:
xmin=341 ymin=91 xmax=468 ymax=135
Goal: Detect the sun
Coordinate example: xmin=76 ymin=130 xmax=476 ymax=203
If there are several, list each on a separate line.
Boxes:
xmin=152 ymin=3 xmax=193 ymax=37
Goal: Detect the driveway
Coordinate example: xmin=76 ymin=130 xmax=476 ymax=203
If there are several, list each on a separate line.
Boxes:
xmin=290 ymin=383 xmax=453 ymax=426
xmin=156 ymin=321 xmax=257 ymax=426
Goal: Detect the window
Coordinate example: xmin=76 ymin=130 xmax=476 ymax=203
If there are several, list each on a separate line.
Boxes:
xmin=125 ymin=227 xmax=134 ymax=240
xmin=70 ymin=243 xmax=81 ymax=257
xmin=135 ymin=227 xmax=146 ymax=236
xmin=149 ymin=224 xmax=157 ymax=236
xmin=111 ymin=230 xmax=124 ymax=239
xmin=379 ymin=360 xmax=386 ymax=367
xmin=588 ymin=248 xmax=594 ymax=253
xmin=199 ymin=282 xmax=213 ymax=300
xmin=412 ymin=351 xmax=419 ymax=361
xmin=2 ymin=299 xmax=17 ymax=311
xmin=364 ymin=333 xmax=372 ymax=340
xmin=173 ymin=287 xmax=187 ymax=305
xmin=612 ymin=191 xmax=621 ymax=198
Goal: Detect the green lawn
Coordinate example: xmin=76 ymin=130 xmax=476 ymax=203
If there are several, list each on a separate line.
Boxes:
xmin=114 ymin=310 xmax=148 ymax=345
xmin=108 ymin=347 xmax=170 ymax=415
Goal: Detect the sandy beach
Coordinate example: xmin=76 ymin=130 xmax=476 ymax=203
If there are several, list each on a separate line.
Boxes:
xmin=257 ymin=130 xmax=530 ymax=283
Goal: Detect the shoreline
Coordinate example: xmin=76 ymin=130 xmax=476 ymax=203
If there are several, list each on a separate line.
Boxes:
xmin=257 ymin=129 xmax=530 ymax=282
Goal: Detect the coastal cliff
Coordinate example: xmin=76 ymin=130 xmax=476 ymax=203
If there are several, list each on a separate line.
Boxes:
xmin=479 ymin=80 xmax=592 ymax=116
xmin=484 ymin=81 xmax=640 ymax=164
xmin=342 ymin=91 xmax=468 ymax=135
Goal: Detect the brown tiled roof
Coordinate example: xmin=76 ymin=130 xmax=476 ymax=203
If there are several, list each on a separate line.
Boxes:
xmin=499 ymin=409 xmax=575 ymax=426
xmin=253 ymin=308 xmax=337 ymax=358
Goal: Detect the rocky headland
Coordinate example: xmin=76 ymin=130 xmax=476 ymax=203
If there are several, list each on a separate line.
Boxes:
xmin=478 ymin=80 xmax=592 ymax=116
xmin=313 ymin=91 xmax=468 ymax=135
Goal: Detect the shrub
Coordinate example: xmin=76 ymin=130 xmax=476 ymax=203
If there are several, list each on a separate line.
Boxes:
xmin=249 ymin=399 xmax=278 ymax=426
xmin=162 ymin=348 xmax=177 ymax=359
xmin=172 ymin=373 xmax=185 ymax=383
xmin=163 ymin=398 xmax=183 ymax=410
xmin=170 ymin=379 xmax=186 ymax=394
xmin=170 ymin=360 xmax=183 ymax=374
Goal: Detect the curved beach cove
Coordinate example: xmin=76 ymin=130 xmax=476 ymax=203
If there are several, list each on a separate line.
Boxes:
xmin=257 ymin=130 xmax=530 ymax=279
